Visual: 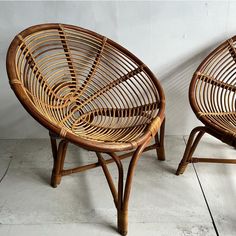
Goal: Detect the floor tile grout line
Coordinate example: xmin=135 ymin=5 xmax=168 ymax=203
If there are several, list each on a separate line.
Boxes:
xmin=192 ymin=163 xmax=219 ymax=236
xmin=182 ymin=135 xmax=219 ymax=235
xmin=0 ymin=156 xmax=13 ymax=184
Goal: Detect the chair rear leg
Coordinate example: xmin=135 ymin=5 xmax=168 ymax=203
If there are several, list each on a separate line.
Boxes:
xmin=155 ymin=118 xmax=166 ymax=161
xmin=50 ymin=139 xmax=68 ymax=188
xmin=176 ymin=127 xmax=205 ymax=175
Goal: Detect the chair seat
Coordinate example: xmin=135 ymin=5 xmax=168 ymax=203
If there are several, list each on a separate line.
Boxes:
xmin=59 ymin=106 xmax=159 ymax=143
xmin=33 ymin=81 xmax=160 ymax=143
xmin=198 ymin=112 xmax=236 ymax=137
xmin=8 ymin=23 xmax=164 ymax=150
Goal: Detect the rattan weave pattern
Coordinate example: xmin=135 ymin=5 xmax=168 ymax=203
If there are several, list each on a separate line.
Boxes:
xmin=12 ymin=24 xmax=161 ymax=143
xmin=190 ymin=38 xmax=236 ymax=139
xmin=176 ymin=36 xmax=236 ymax=176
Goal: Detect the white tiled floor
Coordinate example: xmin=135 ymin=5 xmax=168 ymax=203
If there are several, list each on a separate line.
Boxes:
xmin=188 ymin=134 xmax=236 ymax=236
xmin=0 ymin=136 xmax=234 ymax=235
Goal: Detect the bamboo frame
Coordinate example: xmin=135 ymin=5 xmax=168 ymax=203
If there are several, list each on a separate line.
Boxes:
xmin=177 ymin=37 xmax=236 ymax=175
xmin=7 ymin=23 xmax=166 ymax=235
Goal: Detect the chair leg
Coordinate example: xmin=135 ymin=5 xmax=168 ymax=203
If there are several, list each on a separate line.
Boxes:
xmin=50 ymin=138 xmax=68 ymax=188
xmin=97 ymin=137 xmax=151 ymax=235
xmin=117 ymin=209 xmax=128 ymax=236
xmin=176 ymin=127 xmax=205 ymax=175
xmin=97 ymin=152 xmax=126 ymax=235
xmin=155 ymin=118 xmax=165 ymax=161
xmin=118 ymin=137 xmax=151 ymax=235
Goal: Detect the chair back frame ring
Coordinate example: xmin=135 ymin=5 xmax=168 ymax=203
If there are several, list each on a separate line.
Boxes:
xmin=7 ymin=23 xmax=165 ymax=153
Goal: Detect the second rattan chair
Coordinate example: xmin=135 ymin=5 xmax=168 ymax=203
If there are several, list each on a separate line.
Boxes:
xmin=7 ymin=23 xmax=166 ymax=235
xmin=176 ymin=37 xmax=236 ymax=175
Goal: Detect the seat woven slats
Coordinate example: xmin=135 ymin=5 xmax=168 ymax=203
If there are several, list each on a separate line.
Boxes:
xmin=58 ymin=25 xmax=77 ymax=84
xmin=14 ymin=24 xmax=161 ymax=143
xmin=196 ymin=73 xmax=236 ymax=92
xmin=192 ymin=39 xmax=236 ymax=136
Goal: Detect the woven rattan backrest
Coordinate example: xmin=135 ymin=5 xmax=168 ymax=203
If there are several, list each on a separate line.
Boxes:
xmin=7 ymin=24 xmax=165 ymax=149
xmin=190 ymin=38 xmax=236 ymax=134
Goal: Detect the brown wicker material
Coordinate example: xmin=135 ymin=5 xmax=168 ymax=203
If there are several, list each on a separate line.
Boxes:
xmin=7 ymin=23 xmax=166 ymax=235
xmin=176 ymin=37 xmax=236 ymax=175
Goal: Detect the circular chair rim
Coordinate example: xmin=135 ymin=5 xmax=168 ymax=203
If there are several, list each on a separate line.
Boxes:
xmin=6 ymin=23 xmax=165 ymax=152
xmin=189 ymin=36 xmax=236 ymax=138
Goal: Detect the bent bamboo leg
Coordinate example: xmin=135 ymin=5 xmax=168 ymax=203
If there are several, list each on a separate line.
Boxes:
xmin=176 ymin=127 xmax=205 ymax=175
xmin=96 ymin=152 xmax=120 ymax=208
xmin=97 ymin=152 xmax=124 ymax=234
xmin=155 ymin=118 xmax=166 ymax=161
xmin=96 ymin=137 xmax=151 ymax=236
xmin=117 ymin=137 xmax=151 ymax=235
xmin=50 ymin=133 xmax=58 ymax=162
xmin=51 ymin=139 xmax=68 ymax=188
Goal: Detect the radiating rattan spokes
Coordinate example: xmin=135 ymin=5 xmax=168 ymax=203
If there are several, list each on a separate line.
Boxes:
xmin=13 ymin=24 xmax=161 ymax=144
xmin=177 ymin=36 xmax=236 ymax=176
xmin=192 ymin=39 xmax=236 ymax=136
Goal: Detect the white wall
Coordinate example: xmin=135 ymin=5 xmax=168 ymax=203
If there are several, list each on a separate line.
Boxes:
xmin=0 ymin=1 xmax=235 ymax=138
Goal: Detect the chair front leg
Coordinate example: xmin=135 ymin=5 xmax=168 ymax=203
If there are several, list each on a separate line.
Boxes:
xmin=50 ymin=137 xmax=68 ymax=188
xmin=176 ymin=126 xmax=205 ymax=175
xmin=116 ymin=137 xmax=151 ymax=235
xmin=97 ymin=137 xmax=151 ymax=236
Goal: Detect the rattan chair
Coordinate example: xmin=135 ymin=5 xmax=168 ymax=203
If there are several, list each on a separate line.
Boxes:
xmin=176 ymin=37 xmax=236 ymax=175
xmin=7 ymin=23 xmax=165 ymax=235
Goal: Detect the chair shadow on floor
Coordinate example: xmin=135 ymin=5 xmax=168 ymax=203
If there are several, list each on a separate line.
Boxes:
xmin=35 ymin=142 xmax=118 ymax=230
xmin=155 ymin=38 xmax=225 ymax=137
